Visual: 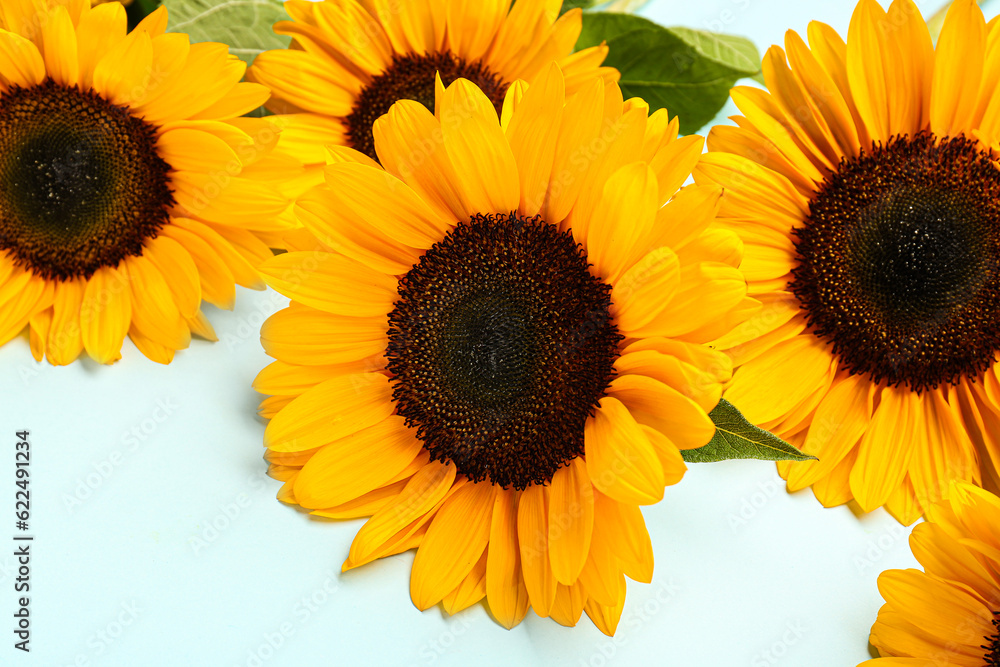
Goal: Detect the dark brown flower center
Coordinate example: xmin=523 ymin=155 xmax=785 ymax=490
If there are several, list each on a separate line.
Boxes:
xmin=0 ymin=79 xmax=174 ymax=281
xmin=345 ymin=52 xmax=509 ymax=163
xmin=791 ymin=133 xmax=1000 ymax=391
xmin=385 ymin=213 xmax=621 ymax=489
xmin=985 ymin=610 xmax=1000 ymax=667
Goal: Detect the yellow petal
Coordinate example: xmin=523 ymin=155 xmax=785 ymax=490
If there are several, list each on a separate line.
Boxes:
xmin=28 ymin=308 xmax=51 ymax=362
xmin=46 ymin=278 xmax=85 ymax=366
xmin=0 ymin=274 xmax=53 ymax=346
xmin=486 ymin=488 xmax=530 ymax=629
xmin=159 ymin=223 xmax=236 ymax=310
xmin=505 ymin=62 xmax=564 ymax=216
xmin=543 ymin=77 xmax=604 ymax=225
xmin=157 ymin=127 xmax=241 ymax=174
xmin=439 ymin=78 xmax=520 ymax=215
xmin=585 ymin=397 xmax=664 ymax=505
xmin=346 ymin=463 xmax=459 ymax=570
xmin=143 ymin=235 xmax=201 ymax=319
xmin=124 ymin=256 xmax=188 ymax=350
xmin=295 ymin=187 xmax=421 ymax=276
xmin=260 ymin=305 xmax=387 ymax=367
xmin=547 ymin=458 xmax=594 ymax=585
xmin=0 ymin=29 xmax=45 ymax=88
xmin=517 ymin=484 xmax=558 ymax=617
xmin=625 ymin=262 xmax=747 ymax=339
xmin=584 ymin=162 xmax=659 ymax=284
xmin=294 ymin=416 xmax=423 ymax=509
xmin=725 ymin=335 xmax=837 ymax=426
xmin=442 ymin=549 xmax=489 ymax=615
xmin=612 ymin=247 xmax=681 ymax=334
xmin=259 ymin=252 xmax=397 ymax=318
xmin=785 ymin=373 xmax=874 ymax=492
xmin=549 ymin=580 xmax=587 ymax=627
xmin=931 ymin=0 xmax=986 ymax=137
xmin=410 ymin=481 xmax=494 ymax=610
xmin=92 ymin=29 xmax=152 ymax=106
xmin=75 ymin=2 xmax=126 ymax=90
xmin=606 ymin=374 xmax=716 ymax=450
xmin=846 ymin=0 xmax=890 ymax=143
xmin=41 ymin=6 xmax=78 ymax=86
xmin=374 ymin=100 xmax=472 ymax=221
xmin=320 ymin=162 xmax=451 ymax=249
xmin=584 ymin=582 xmax=626 ymax=637
xmin=594 ymin=490 xmax=653 ymax=583
xmin=850 ymin=386 xmax=918 ymax=512
xmin=264 ymin=373 xmax=393 ymax=452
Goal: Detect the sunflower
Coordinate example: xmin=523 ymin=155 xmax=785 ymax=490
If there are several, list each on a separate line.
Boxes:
xmin=255 ymin=66 xmax=756 ymax=633
xmin=0 ymin=0 xmax=296 ymax=365
xmin=861 ymin=482 xmax=1000 ymax=666
xmin=246 ymin=0 xmax=618 ymax=174
xmin=694 ymin=0 xmax=1000 ymax=524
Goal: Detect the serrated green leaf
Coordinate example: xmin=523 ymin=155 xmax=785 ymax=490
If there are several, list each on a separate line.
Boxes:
xmin=681 ymin=399 xmax=817 ymax=463
xmin=163 ymin=0 xmax=290 ymax=66
xmin=576 ymin=13 xmax=762 ymax=134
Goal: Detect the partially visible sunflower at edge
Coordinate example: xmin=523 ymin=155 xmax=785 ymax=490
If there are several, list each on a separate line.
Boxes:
xmin=861 ymin=482 xmax=1000 ymax=666
xmin=694 ymin=0 xmax=1000 ymax=524
xmin=246 ymin=0 xmax=618 ymax=180
xmin=0 ymin=0 xmax=297 ymax=365
xmin=254 ymin=65 xmax=757 ymax=633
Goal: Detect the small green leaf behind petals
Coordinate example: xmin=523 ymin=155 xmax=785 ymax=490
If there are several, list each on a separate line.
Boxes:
xmin=163 ymin=0 xmax=291 ymax=66
xmin=551 ymin=0 xmax=651 ymax=15
xmin=681 ymin=399 xmax=818 ymax=463
xmin=577 ymin=13 xmax=762 ymax=134
xmin=561 ymin=0 xmax=605 ymax=12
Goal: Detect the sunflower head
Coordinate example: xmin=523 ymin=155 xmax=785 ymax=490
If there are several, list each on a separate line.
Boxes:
xmin=864 ymin=482 xmax=1000 ymax=666
xmin=246 ymin=0 xmax=619 ymax=171
xmin=0 ymin=0 xmax=299 ymax=365
xmin=695 ymin=0 xmax=1000 ymax=524
xmin=256 ymin=64 xmax=757 ymax=634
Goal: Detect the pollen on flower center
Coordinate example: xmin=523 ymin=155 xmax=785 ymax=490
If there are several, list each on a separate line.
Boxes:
xmin=790 ymin=133 xmax=1000 ymax=392
xmin=0 ymin=79 xmax=174 ymax=281
xmin=345 ymin=52 xmax=510 ymax=162
xmin=385 ymin=213 xmax=622 ymax=489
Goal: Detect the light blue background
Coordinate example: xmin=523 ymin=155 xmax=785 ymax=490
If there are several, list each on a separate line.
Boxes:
xmin=0 ymin=0 xmax=991 ymax=665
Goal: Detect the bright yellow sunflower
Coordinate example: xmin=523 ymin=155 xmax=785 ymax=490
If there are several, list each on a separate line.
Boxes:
xmin=694 ymin=0 xmax=1000 ymax=524
xmin=0 ymin=0 xmax=297 ymax=365
xmin=255 ymin=66 xmax=756 ymax=633
xmin=862 ymin=482 xmax=1000 ymax=666
xmin=246 ymin=0 xmax=618 ymax=172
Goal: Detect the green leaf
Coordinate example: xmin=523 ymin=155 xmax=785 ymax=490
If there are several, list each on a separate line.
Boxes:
xmin=134 ymin=0 xmax=162 ymax=15
xmin=681 ymin=399 xmax=817 ymax=463
xmin=561 ymin=0 xmax=604 ymax=12
xmin=576 ymin=12 xmax=662 ymax=50
xmin=665 ymin=27 xmax=761 ymax=76
xmin=576 ymin=13 xmax=762 ymax=134
xmin=163 ymin=0 xmax=290 ymax=66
